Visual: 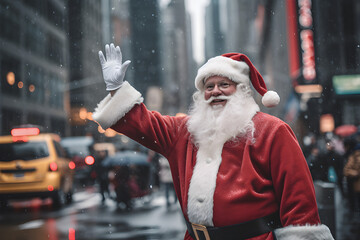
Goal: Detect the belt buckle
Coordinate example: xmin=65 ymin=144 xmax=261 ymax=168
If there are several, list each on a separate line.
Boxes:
xmin=191 ymin=223 xmax=211 ymax=240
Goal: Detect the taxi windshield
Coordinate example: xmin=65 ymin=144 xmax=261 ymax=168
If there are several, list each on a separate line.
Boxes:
xmin=0 ymin=141 xmax=49 ymax=162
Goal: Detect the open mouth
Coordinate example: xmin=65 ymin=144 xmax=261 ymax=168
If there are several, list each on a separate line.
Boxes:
xmin=211 ymin=99 xmax=226 ymax=105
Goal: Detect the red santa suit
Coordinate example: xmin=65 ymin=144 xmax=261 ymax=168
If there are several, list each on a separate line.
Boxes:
xmin=93 ymin=80 xmax=333 ymax=240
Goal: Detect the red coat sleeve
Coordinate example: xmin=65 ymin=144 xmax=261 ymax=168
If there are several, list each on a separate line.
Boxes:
xmin=269 ymin=123 xmax=320 ymax=226
xmin=111 ymin=103 xmax=187 ymax=157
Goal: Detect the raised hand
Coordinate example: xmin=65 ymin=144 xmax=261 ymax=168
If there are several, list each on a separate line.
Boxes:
xmin=98 ymin=43 xmax=131 ymax=91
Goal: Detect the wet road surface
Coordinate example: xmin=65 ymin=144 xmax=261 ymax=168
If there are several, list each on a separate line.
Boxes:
xmin=0 ymin=186 xmax=186 ymax=240
xmin=2 ymin=183 xmax=359 ymax=240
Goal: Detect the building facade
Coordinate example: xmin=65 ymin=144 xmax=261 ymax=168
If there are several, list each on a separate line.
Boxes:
xmin=0 ymin=0 xmax=70 ymax=136
xmin=68 ymin=0 xmax=107 ymax=137
xmin=204 ymin=0 xmax=360 ymax=139
xmin=160 ymin=0 xmax=195 ymax=115
xmin=259 ymin=0 xmax=360 ymax=137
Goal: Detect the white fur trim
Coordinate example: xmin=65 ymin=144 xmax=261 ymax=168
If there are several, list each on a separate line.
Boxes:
xmin=274 ymin=224 xmax=334 ymax=240
xmin=262 ymin=90 xmax=280 ymax=107
xmin=195 ymin=56 xmax=250 ymax=90
xmin=187 ymin=142 xmax=225 ymax=226
xmin=92 ymin=81 xmax=143 ymax=129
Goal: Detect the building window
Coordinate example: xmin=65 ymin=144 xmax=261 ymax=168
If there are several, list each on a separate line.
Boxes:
xmin=47 ymin=33 xmax=64 ymax=65
xmin=49 ymin=74 xmax=64 ymax=109
xmin=0 ymin=2 xmax=21 ymax=44
xmin=51 ymin=118 xmax=66 ymax=137
xmin=27 ymin=112 xmax=46 ymax=128
xmin=0 ymin=54 xmax=21 ymax=97
xmin=1 ymin=108 xmax=22 ymax=135
xmin=47 ymin=1 xmax=65 ymax=29
xmin=24 ymin=16 xmax=46 ymax=57
xmin=25 ymin=65 xmax=45 ymax=104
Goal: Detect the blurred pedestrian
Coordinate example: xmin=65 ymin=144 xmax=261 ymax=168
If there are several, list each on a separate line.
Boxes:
xmin=307 ymin=146 xmax=322 ymax=180
xmin=112 ymin=165 xmax=132 ymax=210
xmin=93 ymin=44 xmax=333 ymax=239
xmin=127 ymin=165 xmax=143 ymax=198
xmin=343 ymin=137 xmax=358 ymax=207
xmin=159 ymin=156 xmax=177 ymax=208
xmin=95 ymin=150 xmax=110 ymax=203
xmin=308 ymin=138 xmax=344 ymax=193
xmin=325 ymin=140 xmax=345 ymax=193
xmin=303 ymin=133 xmax=317 ymax=159
xmin=343 ymin=144 xmax=360 ymax=218
xmin=147 ymin=150 xmax=161 ymax=190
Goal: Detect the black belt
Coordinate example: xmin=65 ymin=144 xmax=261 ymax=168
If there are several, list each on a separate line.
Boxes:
xmin=185 ymin=211 xmax=282 ymax=240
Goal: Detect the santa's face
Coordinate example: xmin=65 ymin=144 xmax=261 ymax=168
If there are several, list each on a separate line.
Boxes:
xmin=188 ymin=78 xmax=259 ymax=151
xmin=204 ymin=76 xmax=237 ymax=106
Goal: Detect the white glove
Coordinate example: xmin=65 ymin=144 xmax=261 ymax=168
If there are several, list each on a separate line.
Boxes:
xmin=98 ymin=43 xmax=131 ymax=91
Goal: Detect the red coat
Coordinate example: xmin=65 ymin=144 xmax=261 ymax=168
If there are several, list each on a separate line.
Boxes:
xmin=93 ymin=82 xmax=332 ymax=240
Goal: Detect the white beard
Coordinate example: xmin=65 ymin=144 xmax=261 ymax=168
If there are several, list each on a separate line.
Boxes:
xmin=186 ymin=84 xmax=260 ymax=226
xmin=187 ymin=84 xmax=260 ymax=148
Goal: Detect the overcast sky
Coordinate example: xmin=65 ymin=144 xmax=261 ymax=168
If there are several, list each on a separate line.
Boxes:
xmin=185 ymin=0 xmax=209 ymax=63
xmin=160 ymin=0 xmax=209 ymax=63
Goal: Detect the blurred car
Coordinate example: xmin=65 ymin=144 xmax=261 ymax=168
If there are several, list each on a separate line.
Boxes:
xmin=60 ymin=136 xmax=95 ymax=185
xmin=93 ymin=142 xmax=116 ymax=157
xmin=104 ymin=151 xmax=153 ymax=208
xmin=0 ymin=126 xmax=74 ymax=209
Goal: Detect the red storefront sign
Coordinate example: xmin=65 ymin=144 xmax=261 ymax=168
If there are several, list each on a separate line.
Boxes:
xmin=287 ymin=0 xmax=317 ymax=86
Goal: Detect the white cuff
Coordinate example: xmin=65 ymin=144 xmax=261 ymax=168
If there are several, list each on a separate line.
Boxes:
xmin=274 ymin=224 xmax=334 ymax=240
xmin=92 ymin=81 xmax=143 ymax=129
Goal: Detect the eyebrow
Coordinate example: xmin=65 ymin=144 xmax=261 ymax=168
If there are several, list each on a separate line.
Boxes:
xmin=205 ymin=81 xmax=231 ymax=86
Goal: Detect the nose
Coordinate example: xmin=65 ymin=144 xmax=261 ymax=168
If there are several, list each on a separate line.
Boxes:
xmin=211 ymin=85 xmax=222 ymax=96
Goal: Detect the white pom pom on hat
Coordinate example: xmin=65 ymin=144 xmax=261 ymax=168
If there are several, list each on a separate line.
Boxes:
xmin=194 ymin=53 xmax=280 ymax=107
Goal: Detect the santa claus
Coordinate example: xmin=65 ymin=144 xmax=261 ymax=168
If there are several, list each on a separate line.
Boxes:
xmin=93 ymin=44 xmax=334 ymax=240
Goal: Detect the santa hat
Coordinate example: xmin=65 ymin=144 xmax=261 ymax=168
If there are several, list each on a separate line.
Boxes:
xmin=195 ymin=53 xmax=280 ymax=107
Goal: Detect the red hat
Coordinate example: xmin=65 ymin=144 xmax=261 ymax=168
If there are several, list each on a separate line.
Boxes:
xmin=195 ymin=53 xmax=280 ymax=107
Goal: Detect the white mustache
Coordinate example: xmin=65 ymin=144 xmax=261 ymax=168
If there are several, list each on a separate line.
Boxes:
xmin=205 ymin=95 xmax=231 ymax=104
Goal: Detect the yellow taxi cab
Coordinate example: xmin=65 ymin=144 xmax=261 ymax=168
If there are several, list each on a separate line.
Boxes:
xmin=0 ymin=126 xmax=74 ymax=209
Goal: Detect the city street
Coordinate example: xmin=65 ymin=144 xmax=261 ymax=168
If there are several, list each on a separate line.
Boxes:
xmin=334 ymin=187 xmax=360 ymax=240
xmin=1 ymin=1 xmax=360 ymax=240
xmin=0 ymin=186 xmax=186 ymax=240
xmin=1 ymin=184 xmax=360 ymax=239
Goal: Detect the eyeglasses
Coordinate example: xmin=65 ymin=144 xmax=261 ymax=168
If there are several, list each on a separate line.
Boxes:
xmin=204 ymin=81 xmax=236 ymax=91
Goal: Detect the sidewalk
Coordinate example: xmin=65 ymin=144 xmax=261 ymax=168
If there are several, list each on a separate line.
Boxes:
xmin=335 ymin=187 xmax=360 ymax=240
xmin=314 ymin=181 xmax=360 ymax=240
